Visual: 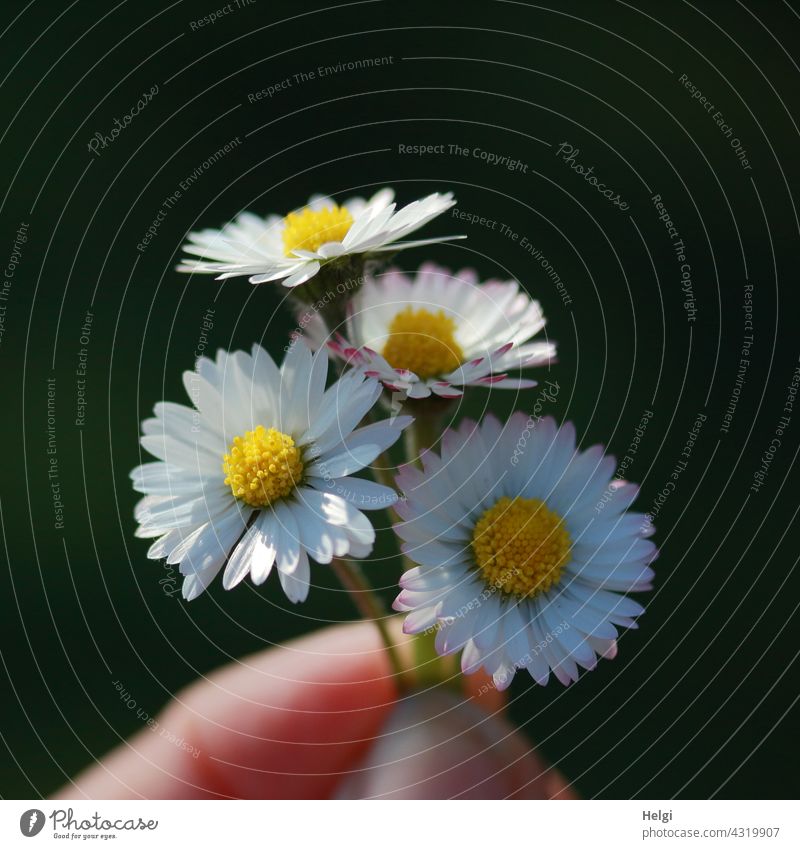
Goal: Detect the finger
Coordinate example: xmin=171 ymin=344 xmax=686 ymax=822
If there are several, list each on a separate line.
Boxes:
xmin=334 ymin=685 xmax=577 ymax=799
xmin=56 ymin=620 xmax=399 ymax=800
xmin=460 ymin=669 xmax=576 ymax=798
xmin=55 ymin=617 xmax=575 ymax=800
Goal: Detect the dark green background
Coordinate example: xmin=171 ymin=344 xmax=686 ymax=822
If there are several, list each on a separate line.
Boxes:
xmin=1 ymin=0 xmax=798 ymax=798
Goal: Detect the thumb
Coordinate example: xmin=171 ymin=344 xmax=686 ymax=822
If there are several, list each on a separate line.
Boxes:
xmin=334 ymin=686 xmax=576 ymax=799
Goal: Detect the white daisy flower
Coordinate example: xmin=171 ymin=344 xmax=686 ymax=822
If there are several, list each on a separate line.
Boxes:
xmin=328 ymin=263 xmax=556 ymax=399
xmin=392 ymin=414 xmax=656 ymax=689
xmin=131 ymin=342 xmax=410 ymax=602
xmin=177 ymin=188 xmax=462 ymax=289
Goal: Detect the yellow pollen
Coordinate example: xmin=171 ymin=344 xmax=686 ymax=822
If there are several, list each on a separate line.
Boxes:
xmin=472 ymin=496 xmax=572 ymax=600
xmin=282 ymin=204 xmax=353 ymax=256
xmin=381 ymin=307 xmax=464 ymax=379
xmin=222 ymin=426 xmax=303 ymax=508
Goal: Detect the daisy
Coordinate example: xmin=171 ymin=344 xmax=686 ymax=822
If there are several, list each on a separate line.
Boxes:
xmin=176 ymin=188 xmax=462 ymax=289
xmin=131 ymin=341 xmax=410 ymax=602
xmin=328 ymin=263 xmax=556 ymax=400
xmin=392 ymin=414 xmax=656 ymax=689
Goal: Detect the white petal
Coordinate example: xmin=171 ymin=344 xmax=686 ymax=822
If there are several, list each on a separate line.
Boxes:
xmin=282 ymin=261 xmax=321 ymax=288
xmin=339 ymin=416 xmax=411 ymax=465
xmin=292 ymin=501 xmax=345 ymax=563
xmin=310 ymin=475 xmax=398 ymax=510
xmin=274 ymin=501 xmax=301 ymax=575
xmin=130 ymin=463 xmax=207 ymax=496
xmin=139 ymin=433 xmax=218 ymax=475
xmin=402 ymin=606 xmax=439 ymax=634
xmin=223 ymin=512 xmax=278 ymax=589
xmin=178 ymin=504 xmax=248 ymax=580
xmin=307 ymin=443 xmax=383 ymax=479
xmin=278 ymin=547 xmax=310 ymax=603
xmin=182 ymin=561 xmax=223 ymax=601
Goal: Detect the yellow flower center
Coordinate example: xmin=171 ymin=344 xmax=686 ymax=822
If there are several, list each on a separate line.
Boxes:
xmin=381 ymin=307 xmax=464 ymax=379
xmin=282 ymin=204 xmax=353 ymax=256
xmin=472 ymin=496 xmax=572 ymax=599
xmin=222 ymin=426 xmax=303 ymax=508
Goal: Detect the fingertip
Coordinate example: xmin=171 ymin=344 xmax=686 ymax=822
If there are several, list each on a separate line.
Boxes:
xmin=334 ymin=688 xmax=572 ymax=799
xmin=57 ymin=621 xmax=399 ymax=800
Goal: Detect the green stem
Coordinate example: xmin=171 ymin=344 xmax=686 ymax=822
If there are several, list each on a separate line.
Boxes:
xmin=331 ymin=557 xmax=407 ymax=687
xmin=325 ymin=342 xmax=408 ymax=684
xmin=286 ymin=256 xmax=366 ymax=338
xmin=411 ymin=629 xmax=461 ymax=691
xmin=401 ymin=410 xmax=465 ymax=688
xmin=404 ymin=410 xmax=444 ymax=467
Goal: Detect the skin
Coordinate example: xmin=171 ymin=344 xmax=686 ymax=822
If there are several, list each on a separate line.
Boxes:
xmin=55 ymin=620 xmax=576 ymax=800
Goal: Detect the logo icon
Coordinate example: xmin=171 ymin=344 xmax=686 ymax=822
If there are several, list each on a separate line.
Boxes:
xmin=19 ymin=809 xmax=46 ymax=837
xmin=388 ymin=389 xmax=407 ymax=423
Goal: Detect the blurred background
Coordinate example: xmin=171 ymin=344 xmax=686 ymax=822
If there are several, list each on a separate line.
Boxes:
xmin=1 ymin=0 xmax=799 ymax=798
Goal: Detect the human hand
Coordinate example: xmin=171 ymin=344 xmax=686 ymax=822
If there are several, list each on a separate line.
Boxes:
xmin=56 ymin=620 xmax=575 ymax=800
